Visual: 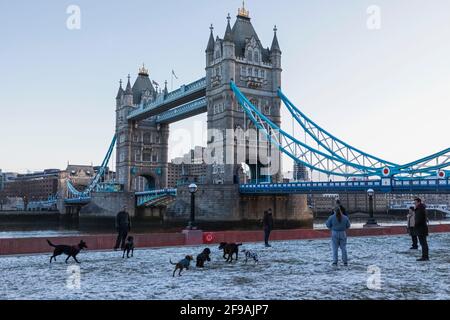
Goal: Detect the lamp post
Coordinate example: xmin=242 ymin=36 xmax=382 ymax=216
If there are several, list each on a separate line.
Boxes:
xmin=364 ymin=188 xmax=379 ymax=227
xmin=188 ymin=183 xmax=198 ymax=230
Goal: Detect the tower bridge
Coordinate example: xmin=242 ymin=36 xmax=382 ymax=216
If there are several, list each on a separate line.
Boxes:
xmin=34 ymin=5 xmax=450 ymax=225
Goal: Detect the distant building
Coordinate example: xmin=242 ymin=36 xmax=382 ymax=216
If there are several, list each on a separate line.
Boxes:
xmin=0 ymin=169 xmax=3 ymax=191
xmin=2 ymin=169 xmax=60 ymax=203
xmin=293 ymin=163 xmax=309 ymax=182
xmin=1 ymin=164 xmax=105 ymax=205
xmin=172 ymin=146 xmax=206 ymax=165
xmin=168 ymin=147 xmax=207 ymax=187
xmin=62 ymin=164 xmax=96 ymax=191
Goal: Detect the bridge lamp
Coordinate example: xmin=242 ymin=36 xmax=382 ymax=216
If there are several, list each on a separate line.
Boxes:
xmin=364 ymin=188 xmax=379 ymax=227
xmin=188 ymin=183 xmax=198 ymax=229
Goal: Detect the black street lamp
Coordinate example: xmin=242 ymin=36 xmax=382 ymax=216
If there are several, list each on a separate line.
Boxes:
xmin=188 ymin=183 xmax=198 ymax=229
xmin=364 ymin=188 xmax=379 ymax=227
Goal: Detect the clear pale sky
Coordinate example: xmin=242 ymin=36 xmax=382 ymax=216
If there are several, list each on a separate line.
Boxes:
xmin=1 ymin=0 xmax=449 ymax=174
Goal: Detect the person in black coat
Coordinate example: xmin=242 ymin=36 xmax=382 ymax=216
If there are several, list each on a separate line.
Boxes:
xmin=114 ymin=205 xmax=131 ymax=250
xmin=414 ymin=198 xmax=429 ymax=261
xmin=263 ymin=208 xmax=274 ymax=247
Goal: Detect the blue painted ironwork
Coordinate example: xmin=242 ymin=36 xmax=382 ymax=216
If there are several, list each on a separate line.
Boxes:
xmin=156 ymin=97 xmax=207 ymax=124
xmin=66 ymin=135 xmax=117 ymax=201
xmin=95 ymin=182 xmax=123 ymax=193
xmin=278 ymin=88 xmax=450 ymax=177
xmin=27 ymin=195 xmax=58 ymax=211
xmin=240 ymin=178 xmax=450 ymax=195
xmin=231 ymin=81 xmax=377 ymax=178
xmin=278 ymin=89 xmax=397 ymax=171
xmin=128 ymin=77 xmax=206 ymax=120
xmin=136 ymin=189 xmax=177 ymax=207
xmin=232 ymin=81 xmax=450 ymax=179
xmin=64 ymin=196 xmax=92 ymax=205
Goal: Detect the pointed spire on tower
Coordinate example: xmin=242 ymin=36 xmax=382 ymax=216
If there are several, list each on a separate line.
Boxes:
xmin=125 ymin=74 xmax=133 ymax=95
xmin=163 ymin=80 xmax=168 ymax=96
xmin=116 ymin=79 xmax=124 ymax=99
xmin=271 ymin=25 xmax=281 ymax=53
xmin=224 ymin=14 xmax=233 ymax=42
xmin=206 ymin=24 xmax=215 ymax=52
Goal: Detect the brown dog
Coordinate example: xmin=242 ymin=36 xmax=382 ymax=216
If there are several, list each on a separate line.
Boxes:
xmin=218 ymin=242 xmax=242 ymax=263
xmin=170 ymin=255 xmax=194 ymax=277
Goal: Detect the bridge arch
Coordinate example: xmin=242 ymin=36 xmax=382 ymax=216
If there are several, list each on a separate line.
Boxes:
xmin=132 ymin=174 xmax=156 ymax=192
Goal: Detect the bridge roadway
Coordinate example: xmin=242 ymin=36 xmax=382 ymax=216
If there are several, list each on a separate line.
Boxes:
xmin=239 ymin=178 xmax=450 ymax=195
xmin=60 ymin=178 xmax=450 ymax=209
xmin=127 ymin=77 xmax=206 ymax=122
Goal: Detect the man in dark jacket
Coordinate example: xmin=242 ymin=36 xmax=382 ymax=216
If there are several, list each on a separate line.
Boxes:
xmin=414 ymin=198 xmax=429 ymax=261
xmin=114 ymin=205 xmax=131 ymax=250
xmin=263 ymin=209 xmax=274 ymax=247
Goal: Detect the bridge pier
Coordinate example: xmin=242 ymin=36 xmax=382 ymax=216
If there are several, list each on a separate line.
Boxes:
xmin=79 ymin=192 xmax=136 ymax=218
xmin=167 ymin=184 xmax=313 ymax=228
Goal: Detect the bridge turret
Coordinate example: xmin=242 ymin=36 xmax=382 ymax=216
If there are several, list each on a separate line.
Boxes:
xmin=205 ymin=5 xmax=283 ymax=185
xmin=270 ymin=26 xmax=282 ymax=92
xmin=115 ymin=79 xmax=124 ymax=108
xmin=123 ymin=74 xmax=134 ymax=106
xmin=206 ymin=24 xmax=215 ymax=65
xmin=222 ymin=14 xmax=236 ymax=83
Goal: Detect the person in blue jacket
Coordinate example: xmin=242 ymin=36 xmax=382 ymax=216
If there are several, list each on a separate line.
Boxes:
xmin=326 ymin=206 xmax=351 ymax=266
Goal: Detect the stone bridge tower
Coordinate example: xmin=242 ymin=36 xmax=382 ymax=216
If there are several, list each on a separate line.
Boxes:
xmin=205 ymin=5 xmax=283 ymax=185
xmin=115 ymin=66 xmax=169 ymax=192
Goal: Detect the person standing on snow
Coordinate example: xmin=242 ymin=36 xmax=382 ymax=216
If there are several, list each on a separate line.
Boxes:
xmin=326 ymin=206 xmax=351 ymax=266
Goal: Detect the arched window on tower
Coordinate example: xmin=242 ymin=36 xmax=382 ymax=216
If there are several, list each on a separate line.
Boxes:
xmin=254 ymin=51 xmax=259 ymax=63
xmin=241 ymin=66 xmax=246 ymax=77
xmin=247 ymin=49 xmax=253 ymax=62
xmin=143 ymin=133 xmax=152 ymax=145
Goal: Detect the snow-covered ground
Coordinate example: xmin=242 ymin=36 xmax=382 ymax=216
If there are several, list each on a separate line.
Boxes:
xmin=1 ymin=233 xmax=450 ymax=300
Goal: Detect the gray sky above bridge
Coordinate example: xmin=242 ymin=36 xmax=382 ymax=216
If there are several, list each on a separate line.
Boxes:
xmin=1 ymin=0 xmax=449 ymax=174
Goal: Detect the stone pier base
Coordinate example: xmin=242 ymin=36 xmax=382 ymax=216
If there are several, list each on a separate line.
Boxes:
xmin=79 ymin=192 xmax=136 ymax=218
xmin=166 ymin=184 xmax=313 ymax=228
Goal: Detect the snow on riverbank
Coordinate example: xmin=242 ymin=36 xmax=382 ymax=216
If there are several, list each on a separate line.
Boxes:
xmin=1 ymin=233 xmax=449 ymax=300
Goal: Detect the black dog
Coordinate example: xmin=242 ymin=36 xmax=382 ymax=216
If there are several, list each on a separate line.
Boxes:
xmin=122 ymin=236 xmax=135 ymax=258
xmin=218 ymin=242 xmax=242 ymax=263
xmin=170 ymin=255 xmax=194 ymax=277
xmin=47 ymin=239 xmax=88 ymax=264
xmin=196 ymin=248 xmax=211 ymax=268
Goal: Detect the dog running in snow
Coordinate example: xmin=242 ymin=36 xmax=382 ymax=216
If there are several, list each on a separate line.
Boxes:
xmin=170 ymin=255 xmax=194 ymax=277
xmin=47 ymin=239 xmax=88 ymax=263
xmin=218 ymin=242 xmax=242 ymax=263
xmin=242 ymin=249 xmax=259 ymax=264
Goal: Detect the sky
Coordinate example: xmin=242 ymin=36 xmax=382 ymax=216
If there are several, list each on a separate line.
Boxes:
xmin=0 ymin=0 xmax=449 ymax=174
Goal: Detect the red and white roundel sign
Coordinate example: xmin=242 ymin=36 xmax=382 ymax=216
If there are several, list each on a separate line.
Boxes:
xmin=204 ymin=233 xmax=214 ymax=243
xmin=437 ymin=170 xmax=446 ymax=179
xmin=382 ymin=167 xmax=391 ymax=177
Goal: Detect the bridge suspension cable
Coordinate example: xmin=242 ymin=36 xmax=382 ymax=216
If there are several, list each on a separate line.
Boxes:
xmin=231 ymin=82 xmax=378 ymax=178
xmin=66 ymin=135 xmax=117 ymax=198
xmin=231 ymin=82 xmax=450 ymax=179
xmin=277 ymin=88 xmax=450 ymax=177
